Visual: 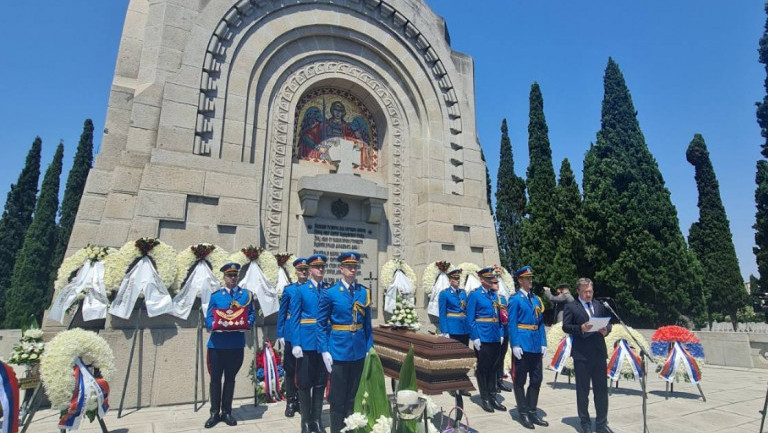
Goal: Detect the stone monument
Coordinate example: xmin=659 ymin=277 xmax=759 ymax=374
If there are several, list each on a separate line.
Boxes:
xmin=59 ymin=0 xmax=498 ymax=407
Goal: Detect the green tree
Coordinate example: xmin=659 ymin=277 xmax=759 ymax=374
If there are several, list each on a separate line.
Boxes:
xmin=687 ymin=134 xmax=747 ymax=330
xmin=4 ymin=143 xmax=64 ymax=327
xmin=495 ymin=119 xmax=527 ymax=272
xmin=0 ymin=138 xmax=41 ymax=324
xmin=755 ymin=2 xmax=768 ymax=294
xmin=48 ymin=119 xmax=94 ymax=298
xmin=521 ymin=83 xmax=559 ymax=287
xmin=480 ymin=147 xmax=494 ymax=219
xmin=549 ymin=158 xmax=584 ymax=288
xmin=581 ymin=58 xmax=698 ymax=327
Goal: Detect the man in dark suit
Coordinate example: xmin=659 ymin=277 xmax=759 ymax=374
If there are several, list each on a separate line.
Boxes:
xmin=562 ymin=278 xmax=613 ymax=433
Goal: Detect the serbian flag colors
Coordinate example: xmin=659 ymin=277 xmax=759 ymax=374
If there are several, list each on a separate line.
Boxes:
xmin=58 ymin=358 xmax=110 ymax=430
xmin=0 ymin=361 xmax=19 ymax=433
xmin=659 ymin=342 xmax=702 ymax=384
xmin=607 ymin=339 xmax=644 ymax=381
xmin=261 ymin=341 xmax=283 ymax=403
xmin=548 ymin=336 xmax=572 ymax=374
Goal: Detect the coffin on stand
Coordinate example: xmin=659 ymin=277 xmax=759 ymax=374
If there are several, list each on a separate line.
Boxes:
xmin=373 ymin=327 xmax=476 ymax=395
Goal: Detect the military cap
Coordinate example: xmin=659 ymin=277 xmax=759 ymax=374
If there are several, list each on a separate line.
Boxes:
xmin=337 ymin=251 xmax=361 ymax=265
xmin=447 ymin=269 xmax=462 ymax=279
xmin=515 ymin=265 xmax=534 ymax=278
xmin=293 ymin=257 xmax=309 ymax=269
xmin=307 ymin=254 xmax=328 ymax=266
xmin=477 ymin=266 xmax=500 ymax=280
xmin=220 ymin=262 xmax=241 ymax=274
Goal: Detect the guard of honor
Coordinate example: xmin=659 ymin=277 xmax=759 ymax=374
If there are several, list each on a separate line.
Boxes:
xmin=509 ymin=265 xmax=549 ymax=429
xmin=205 ymin=262 xmax=256 ymax=429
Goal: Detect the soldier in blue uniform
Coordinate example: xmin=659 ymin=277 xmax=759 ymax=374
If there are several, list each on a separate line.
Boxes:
xmin=204 ymin=262 xmax=255 ymax=429
xmin=289 ymin=254 xmax=330 ymax=433
xmin=508 ymin=265 xmax=549 ymax=429
xmin=438 ymin=269 xmax=472 ymax=398
xmin=466 ymin=267 xmax=507 ymax=413
xmin=276 ymin=257 xmax=309 ymax=418
xmin=317 ymin=251 xmax=373 ymax=433
xmin=495 ymin=283 xmax=513 ymax=393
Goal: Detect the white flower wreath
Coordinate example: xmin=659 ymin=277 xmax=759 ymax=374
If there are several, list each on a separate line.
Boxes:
xmin=175 ymin=244 xmax=230 ymax=288
xmin=40 ymin=329 xmax=115 ymax=411
xmin=496 ymin=266 xmax=515 ymax=293
xmin=380 ymin=258 xmax=417 ymax=289
xmin=606 ymin=324 xmax=650 ymax=379
xmin=457 ymin=262 xmax=481 ymax=290
xmin=422 ymin=261 xmax=455 ymax=295
xmin=54 ymin=245 xmax=113 ymax=292
xmin=229 ymin=248 xmax=279 ymax=286
xmin=275 ymin=253 xmax=297 ymax=296
xmin=103 ymin=239 xmax=179 ymax=297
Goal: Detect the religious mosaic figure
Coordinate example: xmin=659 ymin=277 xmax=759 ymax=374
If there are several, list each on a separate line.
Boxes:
xmin=295 ymin=91 xmax=378 ymax=171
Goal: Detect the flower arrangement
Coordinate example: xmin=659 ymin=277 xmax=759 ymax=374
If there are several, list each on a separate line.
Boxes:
xmin=40 ymin=329 xmax=115 ymax=413
xmin=456 ymin=262 xmax=481 ymax=290
xmin=175 ymin=243 xmax=230 ymax=288
xmin=494 ymin=265 xmax=515 ymax=293
xmin=422 ymin=261 xmax=451 ymax=295
xmin=54 ymin=245 xmax=113 ymax=292
xmin=546 ymin=322 xmax=574 ymax=372
xmin=229 ymin=246 xmax=278 ymax=285
xmin=605 ymin=325 xmax=649 ymax=380
xmin=386 ymin=296 xmax=420 ymax=331
xmin=274 ymin=253 xmax=297 ymax=295
xmin=651 ymin=325 xmax=704 ymax=382
xmin=247 ymin=350 xmax=285 ymax=403
xmin=103 ymin=238 xmax=178 ymax=296
xmin=380 ymin=259 xmax=418 ymax=290
xmin=8 ymin=327 xmax=45 ymax=366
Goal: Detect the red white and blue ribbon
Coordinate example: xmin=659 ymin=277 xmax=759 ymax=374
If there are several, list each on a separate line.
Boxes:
xmin=262 ymin=341 xmax=283 ymax=403
xmin=59 ymin=358 xmax=110 ymax=430
xmin=607 ymin=339 xmax=644 ymax=381
xmin=659 ymin=342 xmax=702 ymax=384
xmin=548 ymin=336 xmax=572 ymax=373
xmin=0 ymin=361 xmax=19 ymax=433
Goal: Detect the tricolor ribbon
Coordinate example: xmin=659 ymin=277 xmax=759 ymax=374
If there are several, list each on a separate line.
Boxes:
xmin=659 ymin=342 xmax=702 ymax=384
xmin=607 ymin=339 xmax=644 ymax=381
xmin=59 ymin=358 xmax=110 ymax=430
xmin=0 ymin=361 xmax=19 ymax=433
xmin=548 ymin=336 xmax=572 ymax=373
xmin=260 ymin=341 xmax=283 ymax=403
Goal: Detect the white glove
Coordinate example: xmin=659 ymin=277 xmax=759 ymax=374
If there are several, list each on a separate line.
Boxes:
xmin=513 ymin=346 xmax=523 ymax=360
xmin=541 ymin=346 xmax=548 ymax=358
xmin=500 ymin=336 xmax=504 ymax=343
xmin=441 ymin=333 xmax=451 ymax=338
xmin=275 ymin=338 xmax=284 ymax=352
xmin=292 ymin=345 xmax=304 ymax=358
xmin=322 ymin=352 xmax=333 ymax=373
xmin=473 ymin=339 xmax=481 ymax=350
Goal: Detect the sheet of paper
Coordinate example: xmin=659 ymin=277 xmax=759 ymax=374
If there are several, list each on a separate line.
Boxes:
xmin=586 ymin=316 xmax=610 ymax=330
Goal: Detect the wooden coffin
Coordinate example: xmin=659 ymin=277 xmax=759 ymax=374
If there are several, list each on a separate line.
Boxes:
xmin=373 ymin=327 xmax=476 ymax=395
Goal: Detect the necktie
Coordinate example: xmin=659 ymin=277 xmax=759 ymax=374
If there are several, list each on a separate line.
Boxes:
xmin=586 ymin=302 xmax=594 ymax=316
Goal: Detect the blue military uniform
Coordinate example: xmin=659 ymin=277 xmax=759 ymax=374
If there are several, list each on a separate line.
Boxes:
xmin=318 ymin=251 xmax=372 ymax=433
xmin=466 ymin=267 xmax=507 ymax=412
xmin=277 ymin=257 xmax=307 ymax=418
xmin=204 ymin=262 xmax=254 ymax=428
xmin=438 ymin=270 xmax=469 ymax=343
xmin=508 ymin=265 xmax=549 ymax=429
xmin=496 ymin=292 xmax=511 ymax=392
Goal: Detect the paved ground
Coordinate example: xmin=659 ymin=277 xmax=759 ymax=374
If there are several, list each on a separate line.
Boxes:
xmin=25 ymin=364 xmax=767 ymax=433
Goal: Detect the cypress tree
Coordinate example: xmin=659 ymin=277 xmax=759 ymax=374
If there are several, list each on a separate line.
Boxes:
xmin=0 ymin=138 xmax=42 ymax=324
xmin=4 ymin=143 xmax=64 ymax=327
xmin=48 ymin=119 xmax=94 ymax=297
xmin=687 ymin=134 xmax=747 ymax=329
xmin=549 ymin=158 xmax=584 ymax=288
xmin=582 ymin=58 xmax=698 ymax=327
xmin=521 ymin=83 xmax=559 ymax=287
xmin=480 ymin=147 xmax=494 ymax=219
xmin=495 ymin=119 xmax=527 ymax=272
xmin=755 ymin=2 xmax=768 ymax=294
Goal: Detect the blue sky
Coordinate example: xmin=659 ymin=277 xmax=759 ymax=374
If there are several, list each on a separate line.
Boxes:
xmin=0 ymin=1 xmax=763 ymax=280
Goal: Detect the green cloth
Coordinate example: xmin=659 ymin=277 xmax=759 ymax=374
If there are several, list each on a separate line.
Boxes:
xmin=354 ymin=348 xmax=391 ymax=431
xmin=395 ymin=346 xmax=418 ymax=433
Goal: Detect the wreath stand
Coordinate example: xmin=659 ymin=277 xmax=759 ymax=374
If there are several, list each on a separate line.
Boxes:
xmin=194 ymin=306 xmax=207 ymax=411
xmin=117 ymin=300 xmax=144 ymax=418
xmin=551 ymin=369 xmax=572 ymax=389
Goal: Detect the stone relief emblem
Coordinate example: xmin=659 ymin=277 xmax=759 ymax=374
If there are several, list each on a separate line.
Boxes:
xmin=331 ymin=198 xmax=349 ymax=219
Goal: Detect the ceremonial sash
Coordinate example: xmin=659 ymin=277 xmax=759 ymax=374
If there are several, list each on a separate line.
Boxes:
xmin=49 ymin=260 xmax=108 ymax=324
xmin=659 ymin=342 xmax=702 ymax=384
xmin=171 ymin=260 xmax=220 ymax=320
xmin=59 ymin=358 xmax=110 ymax=430
xmin=240 ymin=261 xmax=279 ymax=316
xmin=607 ymin=339 xmax=644 ymax=381
xmin=426 ymin=272 xmax=450 ymax=317
xmin=109 ymin=256 xmax=173 ymax=319
xmin=0 ymin=361 xmax=19 ymax=433
xmin=548 ymin=336 xmax=572 ymax=373
xmin=261 ymin=341 xmax=283 ymax=403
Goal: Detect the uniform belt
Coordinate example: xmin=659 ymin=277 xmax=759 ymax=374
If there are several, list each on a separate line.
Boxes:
xmin=331 ymin=323 xmax=363 ymax=331
xmin=517 ymin=324 xmax=538 ymax=330
xmin=475 ymin=318 xmax=498 ymax=323
xmin=300 ymin=319 xmax=317 ymax=324
xmin=447 ymin=313 xmax=466 ymax=318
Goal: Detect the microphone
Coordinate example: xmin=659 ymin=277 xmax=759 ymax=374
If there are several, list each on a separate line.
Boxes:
xmin=595 ymin=297 xmax=612 ymax=301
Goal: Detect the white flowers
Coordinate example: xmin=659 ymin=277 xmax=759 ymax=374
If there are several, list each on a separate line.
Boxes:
xmin=175 ymin=244 xmax=230 ymax=287
xmin=9 ymin=327 xmax=45 ymax=366
xmin=341 ymin=412 xmax=369 ymax=432
xmin=387 ymin=296 xmax=420 ymax=331
xmin=229 ymin=249 xmax=279 ymax=286
xmin=381 ymin=259 xmax=417 ymax=290
xmin=40 ymin=329 xmax=114 ymax=410
xmin=104 ymin=239 xmax=179 ymax=297
xmin=24 ymin=328 xmax=43 ymax=339
xmin=371 ymin=416 xmax=392 ymax=433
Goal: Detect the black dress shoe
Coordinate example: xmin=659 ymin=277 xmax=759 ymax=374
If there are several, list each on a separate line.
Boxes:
xmin=480 ymin=399 xmax=495 ymax=413
xmin=489 ymin=398 xmax=507 ymax=412
xmin=518 ymin=412 xmax=535 ymax=430
xmin=497 ymin=381 xmax=513 ymax=392
xmin=529 ymin=411 xmax=549 ymax=427
xmin=204 ymin=413 xmax=220 ymax=429
xmin=459 ymin=389 xmax=471 ymax=397
xmin=221 ymin=413 xmax=237 ymax=426
xmin=595 ymin=426 xmax=614 ymax=433
xmin=285 ymin=400 xmax=296 ymax=417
